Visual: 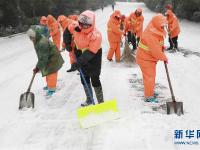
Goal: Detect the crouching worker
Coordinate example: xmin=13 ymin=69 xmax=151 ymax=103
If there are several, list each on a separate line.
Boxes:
xmin=136 ymin=14 xmax=168 ymax=103
xmin=27 ymin=26 xmax=64 ymax=96
xmin=66 ymin=10 xmax=104 ymax=106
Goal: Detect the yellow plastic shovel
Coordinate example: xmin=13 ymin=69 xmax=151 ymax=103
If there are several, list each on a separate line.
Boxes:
xmin=77 ymin=98 xmax=119 ymax=128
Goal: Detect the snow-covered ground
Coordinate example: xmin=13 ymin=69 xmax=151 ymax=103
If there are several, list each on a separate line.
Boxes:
xmin=0 ymin=2 xmax=200 ymax=150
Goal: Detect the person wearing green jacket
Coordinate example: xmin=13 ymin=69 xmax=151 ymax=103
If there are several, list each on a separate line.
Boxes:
xmin=27 ymin=26 xmax=64 ymax=96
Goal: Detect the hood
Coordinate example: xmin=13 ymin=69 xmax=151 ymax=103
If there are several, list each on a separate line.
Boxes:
xmin=165 ymin=10 xmax=174 ymax=22
xmin=57 ymin=15 xmax=66 ymax=23
xmin=68 ymin=15 xmax=78 ymax=21
xmin=30 ymin=25 xmax=43 ymax=42
xmin=57 ymin=15 xmax=68 ymax=29
xmin=78 ymin=10 xmax=95 ymax=34
xmin=111 ymin=10 xmax=121 ymax=19
xmin=149 ymin=14 xmax=167 ymax=37
xmin=110 ymin=10 xmax=121 ymax=24
xmin=47 ymin=15 xmax=56 ymax=26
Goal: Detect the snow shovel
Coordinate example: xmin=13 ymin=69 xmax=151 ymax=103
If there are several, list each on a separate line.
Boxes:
xmin=77 ymin=68 xmax=119 ymax=128
xmin=19 ymin=72 xmax=36 ymax=110
xmin=164 ymin=63 xmax=183 ymax=115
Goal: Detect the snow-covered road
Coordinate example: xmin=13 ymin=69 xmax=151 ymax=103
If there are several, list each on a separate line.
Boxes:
xmin=0 ymin=2 xmax=200 ymax=150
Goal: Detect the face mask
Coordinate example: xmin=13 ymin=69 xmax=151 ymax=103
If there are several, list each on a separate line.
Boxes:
xmin=75 ymin=26 xmax=82 ymax=32
xmin=79 ymin=21 xmax=92 ymax=29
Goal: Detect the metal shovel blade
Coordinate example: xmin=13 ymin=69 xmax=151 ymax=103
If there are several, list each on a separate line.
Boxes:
xmin=166 ymin=101 xmax=183 ymax=116
xmin=19 ymin=92 xmax=34 ymax=110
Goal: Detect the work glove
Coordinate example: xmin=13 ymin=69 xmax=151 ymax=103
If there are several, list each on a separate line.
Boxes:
xmin=66 ymin=44 xmax=72 ymax=52
xmin=67 ymin=63 xmax=80 ymax=72
xmin=164 ymin=59 xmax=168 ymax=64
xmin=33 ymin=67 xmax=39 ymax=74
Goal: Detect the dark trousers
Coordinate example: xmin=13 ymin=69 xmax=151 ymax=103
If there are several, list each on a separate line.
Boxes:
xmin=127 ymin=31 xmax=139 ymax=50
xmin=169 ymin=36 xmax=178 ymax=49
xmin=80 ymin=74 xmax=102 ymax=103
xmin=80 ymin=74 xmax=101 ymax=88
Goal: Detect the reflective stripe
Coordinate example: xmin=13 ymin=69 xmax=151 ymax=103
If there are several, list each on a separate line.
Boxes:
xmin=74 ymin=41 xmax=88 ymax=53
xmin=81 ymin=48 xmax=88 ymax=53
xmin=138 ymin=41 xmax=164 ymax=52
xmin=138 ymin=41 xmax=149 ymax=51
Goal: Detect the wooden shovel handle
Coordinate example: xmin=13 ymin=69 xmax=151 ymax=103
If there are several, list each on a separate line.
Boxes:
xmin=27 ymin=72 xmax=36 ymax=92
xmin=164 ymin=62 xmax=176 ymax=102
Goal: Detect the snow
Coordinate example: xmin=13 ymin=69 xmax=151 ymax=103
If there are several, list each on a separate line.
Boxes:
xmin=0 ymin=2 xmax=200 ymax=150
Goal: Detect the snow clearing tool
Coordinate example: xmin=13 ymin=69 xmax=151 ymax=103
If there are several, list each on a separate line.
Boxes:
xmin=121 ymin=36 xmax=135 ymax=64
xmin=77 ymin=68 xmax=119 ymax=128
xmin=164 ymin=62 xmax=183 ymax=115
xmin=19 ymin=72 xmax=36 ymax=110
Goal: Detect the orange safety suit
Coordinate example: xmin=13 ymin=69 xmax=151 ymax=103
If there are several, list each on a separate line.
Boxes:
xmin=126 ymin=11 xmax=144 ymax=38
xmin=68 ymin=15 xmax=78 ymax=21
xmin=136 ymin=14 xmax=168 ymax=98
xmin=107 ymin=10 xmax=123 ymax=62
xmin=58 ymin=15 xmax=75 ymax=64
xmin=166 ymin=10 xmax=180 ymax=38
xmin=47 ymin=15 xmax=61 ymax=50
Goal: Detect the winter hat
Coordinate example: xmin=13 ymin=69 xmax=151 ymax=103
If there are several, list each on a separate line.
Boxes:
xmin=27 ymin=28 xmax=36 ymax=38
xmin=165 ymin=4 xmax=173 ymax=10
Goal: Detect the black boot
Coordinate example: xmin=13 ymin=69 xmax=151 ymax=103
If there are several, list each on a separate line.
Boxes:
xmin=167 ymin=47 xmax=173 ymax=51
xmin=94 ymin=85 xmax=104 ymax=104
xmin=81 ymin=83 xmax=94 ymax=107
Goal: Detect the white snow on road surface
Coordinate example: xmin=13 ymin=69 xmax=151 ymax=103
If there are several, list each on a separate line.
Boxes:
xmin=0 ymin=2 xmax=200 ymax=150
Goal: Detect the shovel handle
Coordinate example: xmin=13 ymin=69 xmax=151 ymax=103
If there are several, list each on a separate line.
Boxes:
xmin=27 ymin=72 xmax=36 ymax=92
xmin=164 ymin=62 xmax=176 ymax=102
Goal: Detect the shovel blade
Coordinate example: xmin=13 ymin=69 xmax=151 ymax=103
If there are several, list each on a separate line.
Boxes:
xmin=77 ymin=99 xmax=119 ymax=128
xmin=19 ymin=92 xmax=34 ymax=110
xmin=166 ymin=101 xmax=183 ymax=115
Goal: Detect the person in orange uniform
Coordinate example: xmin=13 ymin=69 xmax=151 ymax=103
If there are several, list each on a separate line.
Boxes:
xmin=126 ymin=8 xmax=144 ymax=51
xmin=68 ymin=15 xmax=78 ymax=21
xmin=57 ymin=15 xmax=76 ymax=72
xmin=136 ymin=14 xmax=168 ymax=103
xmin=165 ymin=9 xmax=180 ymax=51
xmin=65 ymin=10 xmax=104 ymax=106
xmin=47 ymin=15 xmax=61 ymax=50
xmin=120 ymin=14 xmax=126 ymax=47
xmin=107 ymin=10 xmax=123 ymax=62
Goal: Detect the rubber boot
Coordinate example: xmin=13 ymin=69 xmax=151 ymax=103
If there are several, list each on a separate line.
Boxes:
xmin=81 ymin=83 xmax=93 ymax=107
xmin=94 ymin=85 xmax=104 ymax=104
xmin=145 ymin=96 xmax=159 ymax=103
xmin=46 ymin=89 xmax=56 ymax=96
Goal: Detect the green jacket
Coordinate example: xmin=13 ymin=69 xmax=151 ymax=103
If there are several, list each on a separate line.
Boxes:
xmin=33 ymin=28 xmax=64 ymax=77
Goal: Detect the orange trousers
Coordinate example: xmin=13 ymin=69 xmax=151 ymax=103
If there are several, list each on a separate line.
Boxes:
xmin=139 ymin=63 xmax=156 ymax=98
xmin=107 ymin=42 xmax=121 ymax=62
xmin=46 ymin=72 xmax=58 ymax=90
xmin=52 ymin=34 xmax=61 ymax=50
